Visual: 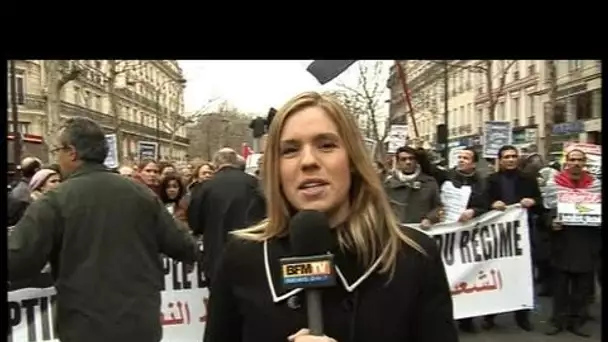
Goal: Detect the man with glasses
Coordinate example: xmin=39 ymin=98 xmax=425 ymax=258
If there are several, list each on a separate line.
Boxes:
xmin=8 ymin=117 xmax=199 ymax=342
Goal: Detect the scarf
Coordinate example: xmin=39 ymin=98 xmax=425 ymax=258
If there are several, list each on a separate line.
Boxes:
xmin=394 ymin=165 xmax=421 ymax=183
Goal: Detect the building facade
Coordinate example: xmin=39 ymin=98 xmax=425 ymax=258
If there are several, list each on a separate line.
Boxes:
xmin=7 ymin=60 xmax=189 ymax=163
xmin=387 ymin=60 xmax=602 ymax=158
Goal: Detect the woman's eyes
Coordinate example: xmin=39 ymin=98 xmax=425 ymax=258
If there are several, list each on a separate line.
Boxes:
xmin=280 ymin=142 xmax=337 ymax=156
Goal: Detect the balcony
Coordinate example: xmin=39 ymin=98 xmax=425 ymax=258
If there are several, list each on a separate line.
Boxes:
xmin=20 ymin=94 xmax=189 ymax=145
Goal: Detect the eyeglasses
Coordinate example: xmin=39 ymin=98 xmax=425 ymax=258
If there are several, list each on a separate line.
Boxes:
xmin=50 ymin=146 xmax=68 ymax=154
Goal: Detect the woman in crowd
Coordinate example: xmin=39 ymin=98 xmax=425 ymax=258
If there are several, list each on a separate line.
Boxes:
xmin=203 ymin=91 xmax=457 ymax=342
xmin=133 ymin=159 xmax=161 ymax=197
xmin=8 ymin=167 xmax=62 ymax=226
xmin=189 ymin=162 xmax=215 ymax=191
xmin=159 ymin=162 xmax=177 ymax=180
xmin=29 ymin=168 xmax=61 ymax=201
xmin=159 ymin=174 xmax=189 ymax=230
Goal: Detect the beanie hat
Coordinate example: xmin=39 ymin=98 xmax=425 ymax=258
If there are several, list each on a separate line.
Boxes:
xmin=29 ymin=169 xmax=58 ymax=191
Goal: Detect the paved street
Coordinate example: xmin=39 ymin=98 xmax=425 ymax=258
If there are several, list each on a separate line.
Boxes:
xmin=460 ymin=296 xmax=602 ymax=342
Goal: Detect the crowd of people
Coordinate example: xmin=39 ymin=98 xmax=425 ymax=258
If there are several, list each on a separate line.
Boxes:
xmin=6 ymin=91 xmax=601 ymax=342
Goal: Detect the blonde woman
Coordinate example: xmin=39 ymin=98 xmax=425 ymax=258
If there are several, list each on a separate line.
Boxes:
xmin=203 ymin=92 xmax=457 ymax=342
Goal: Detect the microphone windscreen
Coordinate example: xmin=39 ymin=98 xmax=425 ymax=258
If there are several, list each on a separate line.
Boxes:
xmin=306 ymin=60 xmax=357 ymax=85
xmin=289 ymin=210 xmax=332 ymax=256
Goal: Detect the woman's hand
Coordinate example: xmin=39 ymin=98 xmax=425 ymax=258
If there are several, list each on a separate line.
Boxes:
xmin=288 ymin=329 xmax=337 ymax=342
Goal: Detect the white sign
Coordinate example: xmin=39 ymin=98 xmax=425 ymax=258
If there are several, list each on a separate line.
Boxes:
xmin=387 ymin=124 xmax=408 ymax=154
xmin=440 ymin=181 xmax=472 ymax=223
xmin=103 ymin=134 xmax=119 ymax=169
xmin=557 ymin=191 xmax=602 ymax=226
xmin=8 ymin=258 xmax=209 ymax=342
xmin=405 ymin=205 xmax=534 ymax=319
xmin=482 ymin=121 xmax=513 ymax=159
xmin=138 ymin=141 xmax=159 ymax=161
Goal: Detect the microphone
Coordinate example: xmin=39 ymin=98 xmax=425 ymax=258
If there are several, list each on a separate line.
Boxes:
xmin=280 ymin=210 xmax=336 ymax=336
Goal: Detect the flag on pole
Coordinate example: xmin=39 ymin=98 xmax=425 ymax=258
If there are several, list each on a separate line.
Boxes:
xmin=306 ymin=60 xmax=357 ymax=85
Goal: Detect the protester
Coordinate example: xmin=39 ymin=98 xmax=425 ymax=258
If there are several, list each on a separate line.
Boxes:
xmin=133 ymin=159 xmax=161 ymax=196
xmin=159 ymin=174 xmax=189 ymax=230
xmin=483 ymin=145 xmax=542 ymax=332
xmin=543 ymin=149 xmax=601 ymax=338
xmin=384 ymin=146 xmax=443 ymax=229
xmin=203 ymin=91 xmax=457 ymax=342
xmin=159 ymin=162 xmax=177 ymax=180
xmin=118 ymin=165 xmax=134 ymax=178
xmin=187 ymin=148 xmax=266 ymax=286
xmin=8 ymin=117 xmax=199 ymax=342
xmin=10 ymin=156 xmax=42 ymax=203
xmin=29 ymin=168 xmax=61 ymax=201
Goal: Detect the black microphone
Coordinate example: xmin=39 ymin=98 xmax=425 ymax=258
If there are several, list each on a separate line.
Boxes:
xmin=280 ymin=210 xmax=336 ymax=336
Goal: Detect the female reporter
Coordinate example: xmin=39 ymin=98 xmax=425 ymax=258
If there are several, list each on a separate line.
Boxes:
xmin=204 ymin=92 xmax=457 ymax=342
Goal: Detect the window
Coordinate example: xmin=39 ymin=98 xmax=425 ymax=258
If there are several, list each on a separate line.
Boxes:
xmin=553 ymin=102 xmax=566 ymax=123
xmin=512 ymin=97 xmax=520 ymax=123
xmin=466 ymin=70 xmax=472 ymax=90
xmin=576 ymin=92 xmax=592 ymax=120
xmin=568 ymin=60 xmax=582 ymax=71
xmin=73 ymin=86 xmax=82 ymax=104
xmin=467 ymin=104 xmax=472 ymax=126
xmin=458 ymin=71 xmax=464 ymax=93
xmin=93 ymin=94 xmax=101 ymax=111
xmin=8 ymin=122 xmax=30 ymax=134
xmin=497 ymin=102 xmax=505 ymax=120
xmin=528 ymin=94 xmax=536 ymax=116
xmin=459 ymin=106 xmax=465 ymax=127
xmin=84 ymin=90 xmax=91 ymax=107
xmin=95 ymin=60 xmax=102 ymax=69
xmin=477 ymin=107 xmax=483 ymax=125
xmin=8 ymin=70 xmax=25 ymax=105
xmin=527 ymin=61 xmax=536 ymax=75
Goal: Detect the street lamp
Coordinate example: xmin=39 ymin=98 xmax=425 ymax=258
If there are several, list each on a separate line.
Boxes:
xmin=155 ymin=78 xmax=186 ymax=160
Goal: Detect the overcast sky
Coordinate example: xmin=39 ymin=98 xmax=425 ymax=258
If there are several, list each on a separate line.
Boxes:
xmin=178 ymin=60 xmax=391 ymax=116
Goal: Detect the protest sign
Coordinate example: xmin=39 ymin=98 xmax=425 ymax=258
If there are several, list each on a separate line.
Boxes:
xmin=404 ymin=205 xmax=534 ymax=319
xmin=9 ymin=208 xmax=535 ymax=340
xmin=482 ymin=121 xmax=512 ymax=159
xmin=440 ymin=181 xmax=472 ymax=223
xmin=103 ymin=134 xmax=119 ymax=169
xmin=8 ymin=258 xmax=209 ymax=342
xmin=138 ymin=141 xmax=159 ymax=161
xmin=563 ymin=142 xmax=602 ymax=179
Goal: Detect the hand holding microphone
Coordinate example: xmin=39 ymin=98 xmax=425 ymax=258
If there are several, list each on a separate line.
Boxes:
xmin=280 ymin=210 xmax=337 ymax=339
xmin=288 ymin=329 xmax=337 ymax=342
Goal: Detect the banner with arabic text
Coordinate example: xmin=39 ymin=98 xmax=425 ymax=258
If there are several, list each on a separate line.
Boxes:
xmin=404 ymin=205 xmax=534 ymax=319
xmin=8 ymin=257 xmax=209 ymax=342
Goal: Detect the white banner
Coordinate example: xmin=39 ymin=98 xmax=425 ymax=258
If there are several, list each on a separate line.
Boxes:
xmin=8 ymin=258 xmax=209 ymax=342
xmin=404 ymin=205 xmax=534 ymax=319
xmin=9 ymin=208 xmax=534 ymax=340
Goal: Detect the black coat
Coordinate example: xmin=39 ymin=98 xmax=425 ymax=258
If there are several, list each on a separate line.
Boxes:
xmin=187 ymin=167 xmax=266 ymax=279
xmin=486 ymin=170 xmax=546 ymax=261
xmin=8 ymin=163 xmax=199 ymax=342
xmin=203 ymin=227 xmax=458 ymax=342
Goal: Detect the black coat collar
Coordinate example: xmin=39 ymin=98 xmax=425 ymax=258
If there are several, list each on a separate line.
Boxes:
xmin=263 ymin=236 xmax=383 ymax=303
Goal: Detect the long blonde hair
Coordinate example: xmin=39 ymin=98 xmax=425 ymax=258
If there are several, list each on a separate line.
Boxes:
xmin=233 ymin=91 xmax=426 ymax=275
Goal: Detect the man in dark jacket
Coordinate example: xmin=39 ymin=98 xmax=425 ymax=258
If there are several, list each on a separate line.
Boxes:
xmin=188 ymin=148 xmax=266 ymax=286
xmin=482 ymin=145 xmax=542 ymax=332
xmin=8 ymin=117 xmax=199 ymax=342
xmin=10 ymin=156 xmax=42 ymax=202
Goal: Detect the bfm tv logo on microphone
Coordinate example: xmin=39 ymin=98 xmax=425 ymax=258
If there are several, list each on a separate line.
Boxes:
xmin=280 ymin=256 xmax=336 ymax=290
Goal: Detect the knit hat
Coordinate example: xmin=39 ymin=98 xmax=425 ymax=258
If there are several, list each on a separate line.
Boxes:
xmin=29 ymin=169 xmax=58 ymax=191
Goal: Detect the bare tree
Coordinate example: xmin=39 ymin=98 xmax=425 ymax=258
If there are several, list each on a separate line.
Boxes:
xmin=43 ymin=60 xmax=82 ymax=161
xmin=322 ymin=90 xmax=369 ymax=135
xmin=158 ymin=97 xmax=219 ymax=158
xmin=337 ymin=61 xmax=390 ymax=160
xmin=187 ymin=102 xmax=251 ymax=160
xmin=432 ymin=60 xmax=517 ymax=121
